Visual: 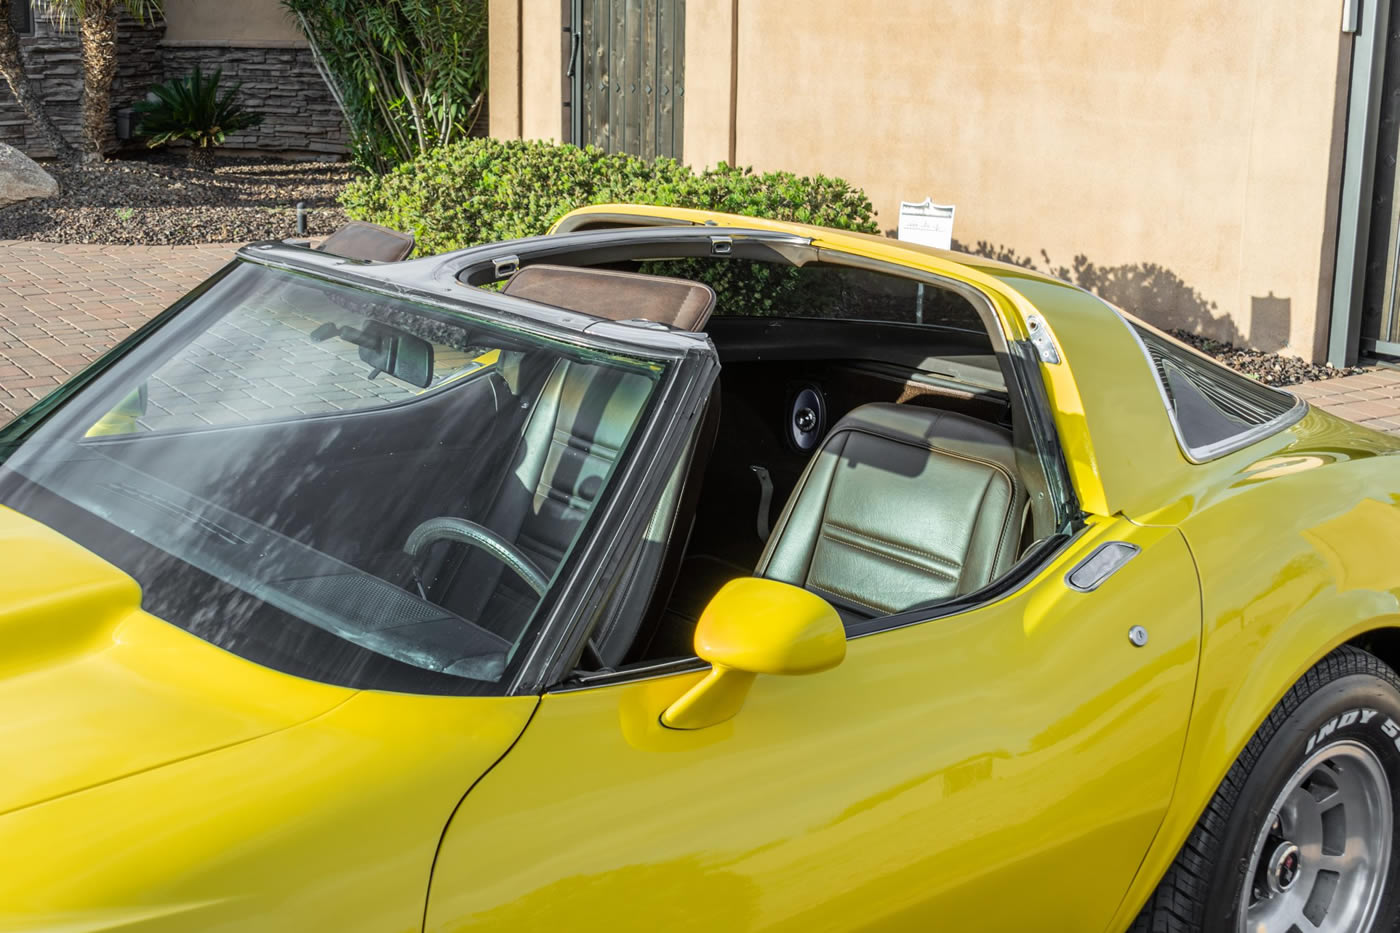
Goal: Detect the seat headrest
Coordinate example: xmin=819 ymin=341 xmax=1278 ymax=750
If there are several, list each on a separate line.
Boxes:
xmin=827 ymin=403 xmax=1020 ymax=478
xmin=502 ymin=264 xmax=716 ymax=332
xmin=316 ymin=221 xmax=416 ymax=262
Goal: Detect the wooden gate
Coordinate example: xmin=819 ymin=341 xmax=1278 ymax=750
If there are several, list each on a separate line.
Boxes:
xmin=568 ymin=0 xmax=685 ymax=160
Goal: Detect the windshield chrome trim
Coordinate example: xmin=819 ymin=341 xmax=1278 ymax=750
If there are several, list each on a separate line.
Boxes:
xmin=1102 ymin=298 xmax=1308 ymax=464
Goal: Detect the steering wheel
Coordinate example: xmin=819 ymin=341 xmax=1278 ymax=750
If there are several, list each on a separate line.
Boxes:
xmin=403 ymin=517 xmax=548 ymax=596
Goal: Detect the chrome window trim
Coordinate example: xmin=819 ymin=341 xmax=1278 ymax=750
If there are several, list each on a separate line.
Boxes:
xmin=1104 ymin=299 xmax=1308 ymax=464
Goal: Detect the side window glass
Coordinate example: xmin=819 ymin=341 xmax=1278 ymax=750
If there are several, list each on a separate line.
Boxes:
xmin=1129 ymin=322 xmax=1300 ymax=457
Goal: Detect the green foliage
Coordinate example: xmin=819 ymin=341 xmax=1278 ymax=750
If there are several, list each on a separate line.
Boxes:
xmin=283 ymin=0 xmax=487 ymax=172
xmin=132 ymin=65 xmax=262 ymax=150
xmin=341 ymin=138 xmax=879 ymax=257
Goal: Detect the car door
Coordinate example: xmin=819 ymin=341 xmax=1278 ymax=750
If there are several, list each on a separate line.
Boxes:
xmin=423 ymin=516 xmax=1201 ymax=932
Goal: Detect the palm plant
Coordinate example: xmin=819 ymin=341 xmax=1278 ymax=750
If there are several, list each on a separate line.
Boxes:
xmin=0 ymin=6 xmax=76 ymax=160
xmin=132 ymin=65 xmax=263 ymax=171
xmin=36 ymin=0 xmax=162 ymax=161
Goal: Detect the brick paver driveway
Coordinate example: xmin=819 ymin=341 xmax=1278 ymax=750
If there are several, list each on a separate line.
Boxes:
xmin=0 ymin=240 xmax=234 ymax=421
xmin=3 ymin=238 xmax=1400 ymax=436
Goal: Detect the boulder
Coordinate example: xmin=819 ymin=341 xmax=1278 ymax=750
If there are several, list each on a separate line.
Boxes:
xmin=0 ymin=142 xmax=58 ymax=207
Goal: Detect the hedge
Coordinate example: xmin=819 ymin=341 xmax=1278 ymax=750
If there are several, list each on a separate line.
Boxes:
xmin=340 ymin=137 xmax=879 ymax=256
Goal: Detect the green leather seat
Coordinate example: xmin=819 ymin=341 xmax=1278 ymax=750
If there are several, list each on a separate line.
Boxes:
xmin=756 ymin=403 xmax=1027 ymax=620
xmin=438 ymin=360 xmax=655 ymax=639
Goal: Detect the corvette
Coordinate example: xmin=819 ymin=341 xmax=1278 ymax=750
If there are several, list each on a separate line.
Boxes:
xmin=3 ymin=203 xmax=1400 ymax=933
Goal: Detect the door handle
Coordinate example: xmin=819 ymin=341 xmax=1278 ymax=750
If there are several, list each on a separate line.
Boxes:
xmin=567 ymin=32 xmax=582 ymax=79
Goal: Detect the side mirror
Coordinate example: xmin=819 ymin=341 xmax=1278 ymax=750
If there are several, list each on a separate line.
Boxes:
xmin=661 ymin=577 xmax=846 ymax=730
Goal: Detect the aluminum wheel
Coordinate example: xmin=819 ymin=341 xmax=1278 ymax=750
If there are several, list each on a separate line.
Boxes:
xmin=1239 ymin=740 xmax=1393 ymax=932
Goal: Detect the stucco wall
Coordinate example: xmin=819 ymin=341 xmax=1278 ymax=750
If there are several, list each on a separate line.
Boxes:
xmin=697 ymin=0 xmax=1350 ymax=360
xmin=489 ymin=0 xmax=564 ymax=141
xmin=496 ymin=0 xmax=1352 ymax=360
xmin=162 ymin=0 xmax=303 ymax=44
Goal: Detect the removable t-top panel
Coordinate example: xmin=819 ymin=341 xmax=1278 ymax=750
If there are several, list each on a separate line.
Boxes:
xmin=503 ymin=264 xmax=716 ymax=332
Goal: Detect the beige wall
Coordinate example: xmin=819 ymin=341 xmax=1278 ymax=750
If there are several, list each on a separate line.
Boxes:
xmin=683 ymin=0 xmax=735 ymax=170
xmin=496 ymin=0 xmax=1350 ymax=360
xmin=489 ymin=0 xmax=564 ymax=141
xmin=163 ymin=0 xmax=304 ymax=44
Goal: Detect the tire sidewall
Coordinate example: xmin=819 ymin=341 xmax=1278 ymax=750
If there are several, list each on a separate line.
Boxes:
xmin=1204 ymin=672 xmax=1400 ymax=930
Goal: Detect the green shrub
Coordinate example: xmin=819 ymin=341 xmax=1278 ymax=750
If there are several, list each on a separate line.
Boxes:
xmin=340 ymin=138 xmax=879 ymax=257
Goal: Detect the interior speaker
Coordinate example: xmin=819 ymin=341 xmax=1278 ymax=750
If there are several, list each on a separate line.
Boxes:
xmin=787 ymin=384 xmax=827 ymax=452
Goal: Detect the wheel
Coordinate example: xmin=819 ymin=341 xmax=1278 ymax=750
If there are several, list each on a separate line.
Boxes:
xmin=1132 ymin=645 xmax=1400 ymax=933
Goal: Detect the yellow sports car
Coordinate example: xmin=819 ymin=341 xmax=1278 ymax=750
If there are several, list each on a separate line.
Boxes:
xmin=3 ymin=205 xmax=1399 ymax=933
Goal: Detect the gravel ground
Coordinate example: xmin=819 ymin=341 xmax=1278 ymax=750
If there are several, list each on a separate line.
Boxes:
xmin=0 ymin=151 xmax=357 ymax=245
xmin=1169 ymin=330 xmax=1367 ymax=386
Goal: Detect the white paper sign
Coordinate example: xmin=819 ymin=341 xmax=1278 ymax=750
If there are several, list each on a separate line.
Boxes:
xmin=897 ymin=198 xmax=955 ymax=250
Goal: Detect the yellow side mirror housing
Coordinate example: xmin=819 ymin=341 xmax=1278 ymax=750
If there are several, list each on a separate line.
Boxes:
xmin=661 ymin=577 xmax=846 ymax=730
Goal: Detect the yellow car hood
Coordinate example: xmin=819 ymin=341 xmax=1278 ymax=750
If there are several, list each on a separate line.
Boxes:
xmin=0 ymin=506 xmax=352 ymax=817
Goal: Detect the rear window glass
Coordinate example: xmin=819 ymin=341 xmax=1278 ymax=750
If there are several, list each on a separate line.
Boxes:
xmin=1130 ymin=322 xmax=1300 ymax=459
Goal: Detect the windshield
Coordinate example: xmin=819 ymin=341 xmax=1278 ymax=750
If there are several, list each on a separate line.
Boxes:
xmin=0 ymin=261 xmax=665 ymax=694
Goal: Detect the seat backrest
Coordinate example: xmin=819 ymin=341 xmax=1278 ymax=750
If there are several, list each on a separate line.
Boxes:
xmin=436 ymin=358 xmax=654 ymax=639
xmin=756 ymin=403 xmax=1026 ymax=619
xmin=431 ymin=267 xmax=715 ymax=641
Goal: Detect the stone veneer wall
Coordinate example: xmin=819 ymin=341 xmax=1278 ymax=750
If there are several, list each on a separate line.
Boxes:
xmin=158 ymin=42 xmax=347 ymax=156
xmin=0 ymin=14 xmax=347 ymax=158
xmin=0 ymin=9 xmax=164 ymax=157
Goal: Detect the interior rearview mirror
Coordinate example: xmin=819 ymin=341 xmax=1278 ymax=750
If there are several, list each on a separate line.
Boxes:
xmin=310 ymin=320 xmax=434 ymax=388
xmin=661 ymin=577 xmax=846 ymax=730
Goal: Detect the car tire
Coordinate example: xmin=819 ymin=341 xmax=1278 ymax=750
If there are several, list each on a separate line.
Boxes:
xmin=1131 ymin=645 xmax=1400 ymax=933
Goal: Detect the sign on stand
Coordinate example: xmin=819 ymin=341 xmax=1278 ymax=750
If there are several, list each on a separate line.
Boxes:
xmin=897 ymin=198 xmax=956 ymax=250
xmin=896 ymin=198 xmax=956 ymax=324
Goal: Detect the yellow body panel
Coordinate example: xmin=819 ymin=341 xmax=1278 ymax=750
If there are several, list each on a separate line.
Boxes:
xmin=424 ymin=518 xmax=1201 ymax=932
xmin=0 ymin=506 xmax=537 ymax=932
xmin=1103 ymin=409 xmax=1400 ymax=930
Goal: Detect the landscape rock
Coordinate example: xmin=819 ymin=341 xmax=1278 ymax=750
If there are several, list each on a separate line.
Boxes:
xmin=0 ymin=142 xmax=59 ymax=207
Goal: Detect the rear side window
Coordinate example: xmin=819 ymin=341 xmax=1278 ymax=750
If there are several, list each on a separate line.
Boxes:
xmin=1130 ymin=323 xmax=1301 ymax=460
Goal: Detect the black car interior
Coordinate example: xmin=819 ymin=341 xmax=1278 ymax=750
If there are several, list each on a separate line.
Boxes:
xmin=489 ymin=258 xmax=1064 ymax=670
